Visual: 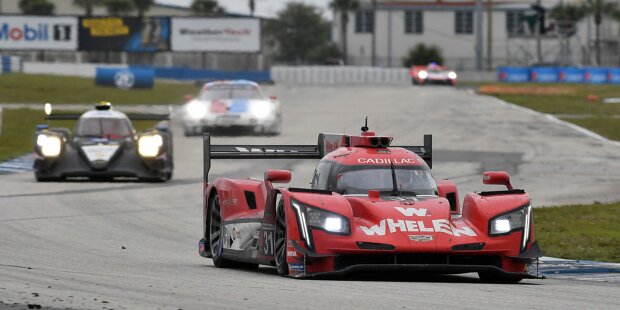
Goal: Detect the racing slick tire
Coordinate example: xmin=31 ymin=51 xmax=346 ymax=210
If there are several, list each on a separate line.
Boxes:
xmin=209 ymin=193 xmax=234 ymax=267
xmin=183 ymin=125 xmax=196 ymax=137
xmin=477 ymin=272 xmax=523 ymax=284
xmin=207 ymin=193 xmax=258 ymax=269
xmin=411 ymin=78 xmax=418 ymax=85
xmin=262 ymin=119 xmax=282 ymax=136
xmin=274 ymin=200 xmax=289 ymax=276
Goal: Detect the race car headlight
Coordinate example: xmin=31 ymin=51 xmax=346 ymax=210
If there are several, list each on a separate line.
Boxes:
xmin=250 ymin=101 xmax=273 ymax=119
xmin=185 ymin=101 xmax=207 ymax=119
xmin=418 ymin=70 xmax=428 ymax=79
xmin=490 ymin=204 xmax=531 ymax=236
xmin=37 ymin=134 xmax=62 ymax=157
xmin=448 ymin=71 xmax=457 ymax=79
xmin=291 ymin=198 xmax=350 ymax=246
xmin=138 ymin=134 xmax=163 ymax=158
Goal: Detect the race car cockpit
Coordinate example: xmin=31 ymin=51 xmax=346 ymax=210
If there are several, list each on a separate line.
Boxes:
xmin=334 ymin=165 xmax=437 ymax=195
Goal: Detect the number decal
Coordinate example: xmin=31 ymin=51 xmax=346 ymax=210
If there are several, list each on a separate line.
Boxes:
xmin=263 ymin=229 xmax=274 ymax=256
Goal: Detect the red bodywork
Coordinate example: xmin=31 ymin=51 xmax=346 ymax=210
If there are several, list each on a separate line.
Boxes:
xmin=410 ymin=65 xmax=457 ymax=86
xmin=199 ymin=131 xmax=542 ymax=281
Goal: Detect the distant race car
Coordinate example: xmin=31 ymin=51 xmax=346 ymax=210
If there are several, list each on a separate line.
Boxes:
xmin=182 ymin=80 xmax=282 ymax=136
xmin=197 ymin=120 xmax=543 ymax=282
xmin=33 ymin=102 xmax=173 ymax=182
xmin=410 ymin=63 xmax=457 ymax=85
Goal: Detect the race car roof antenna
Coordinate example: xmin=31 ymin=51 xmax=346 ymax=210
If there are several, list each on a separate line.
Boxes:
xmin=361 ymin=116 xmax=369 ymax=132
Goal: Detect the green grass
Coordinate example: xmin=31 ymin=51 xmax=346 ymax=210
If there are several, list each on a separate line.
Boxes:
xmin=465 ymin=82 xmax=620 ymax=141
xmin=0 ymin=73 xmax=199 ymax=105
xmin=0 ymin=108 xmax=156 ymax=162
xmin=535 ymin=202 xmax=620 ymax=263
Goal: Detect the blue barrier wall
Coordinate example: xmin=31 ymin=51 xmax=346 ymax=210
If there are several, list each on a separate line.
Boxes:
xmin=498 ymin=67 xmax=530 ymax=82
xmin=130 ymin=65 xmax=271 ymax=82
xmin=498 ymin=67 xmax=620 ymax=84
xmin=585 ymin=68 xmax=608 ymax=84
xmin=559 ymin=68 xmax=585 ymax=83
xmin=96 ymin=67 xmax=155 ymax=89
xmin=530 ymin=67 xmax=559 ymax=82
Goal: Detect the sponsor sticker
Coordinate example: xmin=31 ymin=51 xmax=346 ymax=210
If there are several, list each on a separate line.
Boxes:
xmin=290 ymin=264 xmax=304 ymax=272
xmin=287 ymin=251 xmax=297 ymax=257
xmin=409 ymin=235 xmax=433 ymax=242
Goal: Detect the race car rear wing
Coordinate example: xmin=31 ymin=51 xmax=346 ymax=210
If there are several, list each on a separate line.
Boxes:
xmin=45 ymin=113 xmax=170 ymax=121
xmin=203 ymin=133 xmax=432 ymax=182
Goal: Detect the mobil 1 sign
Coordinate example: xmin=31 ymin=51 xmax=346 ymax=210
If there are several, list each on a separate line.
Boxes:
xmin=171 ymin=18 xmax=260 ymax=52
xmin=0 ymin=16 xmax=77 ymax=50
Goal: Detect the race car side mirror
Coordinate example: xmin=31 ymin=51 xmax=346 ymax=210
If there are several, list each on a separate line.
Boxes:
xmin=436 ymin=180 xmax=459 ymax=213
xmin=184 ymin=95 xmax=193 ymax=102
xmin=265 ymin=169 xmax=291 ymax=184
xmin=482 ymin=171 xmax=513 ymax=190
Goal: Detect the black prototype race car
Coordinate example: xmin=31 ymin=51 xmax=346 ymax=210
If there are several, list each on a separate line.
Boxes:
xmin=33 ymin=102 xmax=173 ymax=182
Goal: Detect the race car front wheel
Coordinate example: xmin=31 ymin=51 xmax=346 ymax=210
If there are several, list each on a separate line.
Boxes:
xmin=209 ymin=194 xmax=232 ymax=267
xmin=274 ymin=200 xmax=288 ymax=276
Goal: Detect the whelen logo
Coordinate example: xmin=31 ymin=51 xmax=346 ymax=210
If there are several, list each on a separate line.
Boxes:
xmin=0 ymin=23 xmax=72 ymax=42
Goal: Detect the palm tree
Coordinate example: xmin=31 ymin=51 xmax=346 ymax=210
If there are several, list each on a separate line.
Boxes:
xmin=329 ymin=0 xmax=359 ymax=65
xmin=191 ymin=0 xmax=224 ymax=16
xmin=133 ymin=0 xmax=153 ymax=18
xmin=104 ymin=0 xmax=134 ymax=16
xmin=19 ymin=0 xmax=55 ymax=15
xmin=74 ymin=0 xmax=103 ymax=16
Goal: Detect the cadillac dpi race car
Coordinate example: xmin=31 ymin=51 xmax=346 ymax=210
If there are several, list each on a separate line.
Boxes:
xmin=410 ymin=63 xmax=457 ymax=86
xmin=198 ymin=123 xmax=543 ymax=282
xmin=181 ymin=80 xmax=282 ymax=136
xmin=33 ymin=102 xmax=173 ymax=182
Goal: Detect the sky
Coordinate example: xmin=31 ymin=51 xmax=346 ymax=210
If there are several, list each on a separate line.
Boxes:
xmin=156 ymin=0 xmax=333 ymax=18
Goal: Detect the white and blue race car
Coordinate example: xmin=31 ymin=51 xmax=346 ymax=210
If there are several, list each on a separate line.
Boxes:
xmin=182 ymin=80 xmax=282 ymax=136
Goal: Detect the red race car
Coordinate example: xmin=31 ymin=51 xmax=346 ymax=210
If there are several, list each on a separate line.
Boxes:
xmin=198 ymin=121 xmax=543 ymax=282
xmin=410 ymin=63 xmax=458 ymax=86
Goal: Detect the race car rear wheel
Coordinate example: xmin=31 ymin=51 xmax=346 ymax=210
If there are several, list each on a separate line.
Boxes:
xmin=274 ymin=200 xmax=288 ymax=276
xmin=209 ymin=194 xmax=232 ymax=267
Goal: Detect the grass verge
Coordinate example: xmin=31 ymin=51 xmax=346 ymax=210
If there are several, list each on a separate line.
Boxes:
xmin=465 ymin=82 xmax=620 ymax=141
xmin=0 ymin=108 xmax=156 ymax=162
xmin=535 ymin=202 xmax=620 ymax=263
xmin=0 ymin=73 xmax=198 ymax=105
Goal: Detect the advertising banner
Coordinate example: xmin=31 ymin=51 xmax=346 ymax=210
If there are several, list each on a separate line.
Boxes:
xmin=95 ymin=67 xmax=155 ymax=89
xmin=559 ymin=68 xmax=585 ymax=83
xmin=0 ymin=16 xmax=77 ymax=50
xmin=79 ymin=17 xmax=170 ymax=52
xmin=171 ymin=18 xmax=260 ymax=52
xmin=584 ymin=68 xmax=608 ymax=84
xmin=497 ymin=67 xmax=530 ymax=82
xmin=530 ymin=67 xmax=559 ymax=83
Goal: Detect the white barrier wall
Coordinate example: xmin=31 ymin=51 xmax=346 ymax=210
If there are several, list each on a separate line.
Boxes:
xmin=271 ymin=66 xmax=411 ymax=85
xmin=22 ymin=62 xmax=127 ymax=77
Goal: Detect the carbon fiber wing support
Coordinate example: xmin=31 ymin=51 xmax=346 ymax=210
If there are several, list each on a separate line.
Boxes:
xmin=45 ymin=113 xmax=170 ymax=121
xmin=202 ymin=133 xmax=433 ymax=182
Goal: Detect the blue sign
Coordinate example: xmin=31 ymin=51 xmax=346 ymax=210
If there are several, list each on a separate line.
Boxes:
xmin=559 ymin=68 xmax=585 ymax=83
xmin=95 ymin=67 xmax=154 ymax=89
xmin=585 ymin=68 xmax=608 ymax=84
xmin=498 ymin=67 xmax=529 ymax=82
xmin=608 ymin=68 xmax=620 ymax=84
xmin=530 ymin=67 xmax=559 ymax=83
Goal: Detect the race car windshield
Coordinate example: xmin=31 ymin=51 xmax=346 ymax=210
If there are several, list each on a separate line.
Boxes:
xmin=200 ymin=85 xmax=264 ymax=100
xmin=76 ymin=118 xmax=133 ymax=139
xmin=335 ymin=166 xmax=437 ymax=196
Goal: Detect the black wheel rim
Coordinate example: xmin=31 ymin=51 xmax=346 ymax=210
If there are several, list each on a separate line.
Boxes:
xmin=275 ymin=202 xmax=286 ymax=267
xmin=209 ymin=196 xmax=222 ymax=259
